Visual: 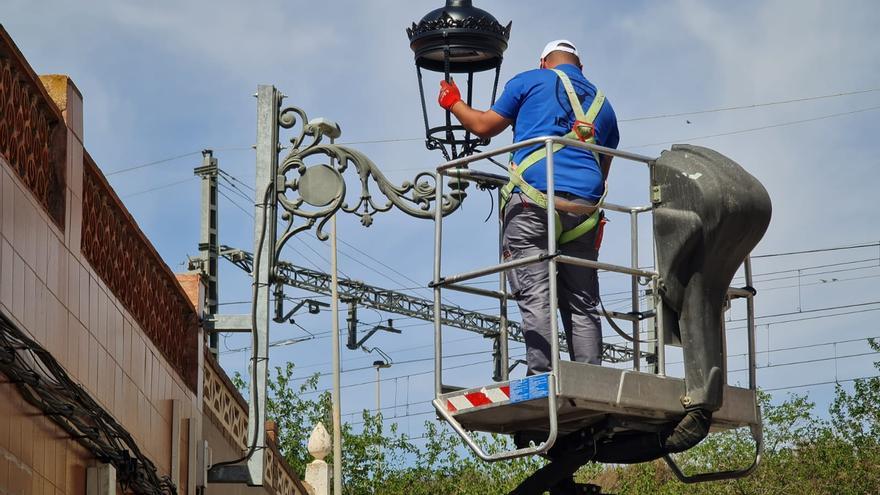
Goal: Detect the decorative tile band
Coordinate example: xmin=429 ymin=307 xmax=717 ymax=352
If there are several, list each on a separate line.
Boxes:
xmin=81 ymin=155 xmax=199 ymax=391
xmin=0 ymin=37 xmax=66 ymax=228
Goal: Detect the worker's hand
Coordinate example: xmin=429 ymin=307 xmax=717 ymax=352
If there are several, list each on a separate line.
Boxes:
xmin=438 ymin=79 xmax=462 ymax=111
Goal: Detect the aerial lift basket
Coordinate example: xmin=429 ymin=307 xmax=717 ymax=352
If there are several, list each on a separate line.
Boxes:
xmin=429 ymin=137 xmax=771 ymax=485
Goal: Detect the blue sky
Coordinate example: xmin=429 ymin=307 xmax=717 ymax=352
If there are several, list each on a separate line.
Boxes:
xmin=5 ymin=0 xmax=880 ymax=440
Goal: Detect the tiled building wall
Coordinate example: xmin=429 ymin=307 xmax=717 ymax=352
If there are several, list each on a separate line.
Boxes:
xmin=0 ymin=26 xmax=307 ymax=495
xmin=0 ymin=380 xmax=92 ymax=495
xmin=0 ymin=28 xmax=201 ymax=495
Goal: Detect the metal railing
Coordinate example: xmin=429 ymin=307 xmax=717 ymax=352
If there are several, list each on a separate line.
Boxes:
xmin=431 ymin=136 xmax=761 ymax=468
xmin=431 ymin=136 xmax=656 ymax=460
xmin=429 ymin=135 xmax=760 ymax=463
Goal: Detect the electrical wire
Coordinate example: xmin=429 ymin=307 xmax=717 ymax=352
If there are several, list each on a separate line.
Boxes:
xmin=121 ymin=177 xmax=196 ymax=198
xmin=104 ymin=146 xmax=252 ymax=177
xmin=0 ymin=313 xmax=175 ymax=494
xmin=101 ymin=88 xmax=880 ymax=179
xmin=728 ymin=300 xmax=880 ymax=324
xmin=217 ymin=188 xmax=255 ymax=218
xmin=218 ymin=171 xmax=257 ymax=203
xmin=216 ymin=168 xmax=452 ymax=301
xmin=305 ymin=332 xmax=880 ymax=398
xmin=629 ymin=104 xmax=880 ymax=149
xmin=335 ymin=87 xmax=880 ymax=145
xmin=342 ymin=342 xmax=880 ymax=425
xmin=763 ymin=374 xmax=878 ymax=393
xmin=617 ymin=87 xmax=880 ymax=122
xmin=105 ymin=151 xmax=203 ymax=176
xmin=218 ymin=168 xmax=256 ymax=192
xmin=226 ymin=247 xmax=880 ymax=374
xmin=752 ymin=241 xmax=880 ymax=259
xmin=215 ymin=187 xmax=327 ymax=271
xmin=291 ymin=295 xmax=880 ymax=384
xmin=218 ymin=178 xmax=253 ymax=204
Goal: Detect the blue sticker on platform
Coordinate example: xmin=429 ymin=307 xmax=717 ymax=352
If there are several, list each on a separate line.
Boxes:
xmin=509 ymin=374 xmax=550 ymax=403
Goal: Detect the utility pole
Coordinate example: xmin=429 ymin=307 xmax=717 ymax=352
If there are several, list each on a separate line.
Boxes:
xmin=194 ymin=150 xmax=220 ymax=357
xmin=246 ymin=84 xmax=280 ymax=486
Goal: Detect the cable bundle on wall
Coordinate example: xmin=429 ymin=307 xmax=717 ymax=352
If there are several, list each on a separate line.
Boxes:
xmin=0 ymin=312 xmax=176 ymax=495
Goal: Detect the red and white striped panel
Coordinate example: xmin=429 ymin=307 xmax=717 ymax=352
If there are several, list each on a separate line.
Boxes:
xmin=446 ymin=385 xmax=510 ymax=412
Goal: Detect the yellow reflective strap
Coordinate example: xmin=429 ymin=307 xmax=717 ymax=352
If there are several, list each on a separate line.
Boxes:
xmin=551 ymin=69 xmax=587 ymax=122
xmin=500 ymin=70 xmax=608 ymax=243
xmin=558 ymin=210 xmax=600 ymax=245
xmin=585 ymin=92 xmax=606 ymax=123
xmin=500 ymin=139 xmax=566 ymax=210
xmin=558 ymin=182 xmax=608 ymax=245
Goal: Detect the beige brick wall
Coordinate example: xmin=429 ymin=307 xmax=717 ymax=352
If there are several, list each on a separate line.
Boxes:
xmin=0 ymin=75 xmax=200 ymax=495
xmin=0 ymin=381 xmax=91 ymax=495
xmin=1 ymin=30 xmax=306 ymax=495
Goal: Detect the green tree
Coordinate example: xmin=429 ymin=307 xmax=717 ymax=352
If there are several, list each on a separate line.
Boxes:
xmin=587 ymin=339 xmax=880 ymax=494
xmin=236 ymin=362 xmax=542 ymax=494
xmin=234 ymin=340 xmax=880 ymax=494
xmin=830 ymin=339 xmax=880 ymax=447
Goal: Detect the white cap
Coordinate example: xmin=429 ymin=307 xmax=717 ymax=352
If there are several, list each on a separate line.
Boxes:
xmin=540 ymin=39 xmax=579 ymax=60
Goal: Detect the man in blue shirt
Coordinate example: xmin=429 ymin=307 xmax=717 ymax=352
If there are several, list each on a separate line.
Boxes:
xmin=438 ymin=40 xmax=620 ymax=374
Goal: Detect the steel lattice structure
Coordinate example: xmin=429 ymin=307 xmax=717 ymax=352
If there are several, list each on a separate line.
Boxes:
xmin=220 ymin=246 xmax=636 ymax=364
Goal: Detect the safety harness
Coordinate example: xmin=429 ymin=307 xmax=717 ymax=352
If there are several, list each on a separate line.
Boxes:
xmin=500 ymin=69 xmax=608 ymax=244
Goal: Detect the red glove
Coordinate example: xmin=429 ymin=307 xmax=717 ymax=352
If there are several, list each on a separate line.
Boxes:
xmin=438 ymin=79 xmax=462 ymax=111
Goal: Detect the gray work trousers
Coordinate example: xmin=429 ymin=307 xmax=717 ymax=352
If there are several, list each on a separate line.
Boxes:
xmin=502 ymin=193 xmax=603 ymax=374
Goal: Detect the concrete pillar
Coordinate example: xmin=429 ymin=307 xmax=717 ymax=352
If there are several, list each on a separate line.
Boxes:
xmin=39 ymin=74 xmax=83 ymax=255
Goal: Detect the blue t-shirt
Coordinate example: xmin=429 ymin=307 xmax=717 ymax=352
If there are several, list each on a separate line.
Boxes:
xmin=491 ymin=64 xmax=619 ymax=201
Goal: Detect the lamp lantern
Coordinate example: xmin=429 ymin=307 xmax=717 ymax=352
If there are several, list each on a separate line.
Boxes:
xmin=407 ymin=0 xmax=511 ymax=160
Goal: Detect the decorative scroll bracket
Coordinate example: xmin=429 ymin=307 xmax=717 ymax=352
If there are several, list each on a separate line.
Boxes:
xmin=273 ymin=103 xmax=470 ymax=260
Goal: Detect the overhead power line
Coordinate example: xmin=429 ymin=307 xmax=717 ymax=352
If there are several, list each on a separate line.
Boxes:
xmin=343 ymin=342 xmax=880 ymax=424
xmin=295 ymin=292 xmax=880 ymax=379
xmin=105 ymin=150 xmax=203 ymax=176
xmin=104 ymin=146 xmax=251 ymax=177
xmin=121 ymin=177 xmax=196 ymax=198
xmin=303 ymin=333 xmax=880 ymax=396
xmin=763 ymin=375 xmax=878 ymax=393
xmin=339 ymin=87 xmax=880 ymax=145
xmin=223 ymin=243 xmax=880 ymax=366
xmin=752 ymin=241 xmax=880 ymax=259
xmin=218 ymin=168 xmax=255 ymax=192
xmin=101 ymin=87 xmax=880 ymax=175
xmin=617 ymin=87 xmax=880 ymax=122
xmin=630 ymin=104 xmax=880 ymax=149
xmin=220 ymin=245 xmax=638 ymax=363
xmin=730 ymin=300 xmax=880 ymax=324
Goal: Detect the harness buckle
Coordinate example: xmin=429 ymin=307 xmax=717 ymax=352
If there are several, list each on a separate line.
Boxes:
xmin=572 ymin=120 xmax=595 ymax=141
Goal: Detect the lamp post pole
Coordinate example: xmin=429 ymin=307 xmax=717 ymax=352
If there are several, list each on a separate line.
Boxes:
xmin=330 ymin=212 xmax=342 ymax=495
xmin=372 ymin=360 xmax=391 ymax=413
xmin=375 ymin=365 xmax=381 ymax=413
xmin=328 ymin=134 xmax=343 ymax=495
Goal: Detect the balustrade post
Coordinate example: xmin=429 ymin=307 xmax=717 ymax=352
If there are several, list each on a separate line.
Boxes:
xmin=303 ymin=423 xmax=331 ymax=495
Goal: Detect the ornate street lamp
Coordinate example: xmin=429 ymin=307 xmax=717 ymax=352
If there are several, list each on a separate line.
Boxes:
xmin=407 ymin=0 xmax=511 ymax=160
xmin=207 ymin=85 xmax=470 ymax=488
